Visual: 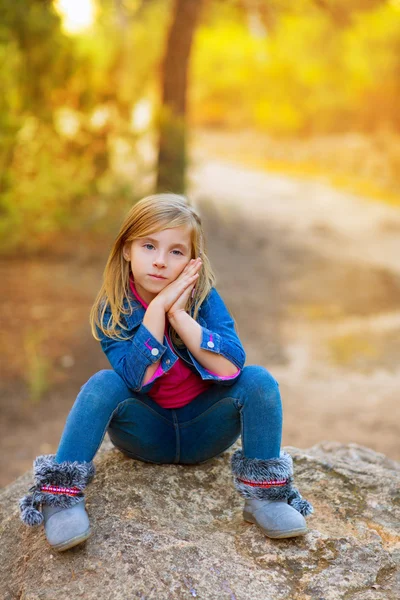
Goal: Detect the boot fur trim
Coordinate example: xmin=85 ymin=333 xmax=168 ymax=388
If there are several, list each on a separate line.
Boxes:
xmin=231 ymin=450 xmax=314 ymax=516
xmin=287 ymin=487 xmax=314 ymax=517
xmin=231 ymin=450 xmax=293 ymax=501
xmin=19 ymin=494 xmax=45 ymax=526
xmin=19 ymin=454 xmax=95 ymax=527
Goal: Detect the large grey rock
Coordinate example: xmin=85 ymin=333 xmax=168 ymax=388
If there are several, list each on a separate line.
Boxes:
xmin=1 ymin=440 xmax=399 ymax=600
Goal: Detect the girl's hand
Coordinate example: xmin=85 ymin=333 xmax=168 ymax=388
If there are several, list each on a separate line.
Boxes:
xmin=152 ymin=258 xmax=202 ymax=314
xmin=167 ymin=280 xmax=196 ymax=319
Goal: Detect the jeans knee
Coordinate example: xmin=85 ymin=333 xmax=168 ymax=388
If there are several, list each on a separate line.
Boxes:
xmin=78 ymin=370 xmax=129 ymax=407
xmin=84 ymin=369 xmax=124 ymax=389
xmin=236 ymin=365 xmax=281 ymax=411
xmin=240 ymin=365 xmax=280 ymax=393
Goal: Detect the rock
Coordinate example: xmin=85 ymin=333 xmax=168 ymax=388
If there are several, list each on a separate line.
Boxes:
xmin=1 ymin=440 xmax=399 ymax=600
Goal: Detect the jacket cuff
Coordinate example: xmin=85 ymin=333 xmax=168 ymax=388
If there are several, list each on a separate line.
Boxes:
xmin=132 ymin=323 xmax=167 ymax=363
xmin=204 ymin=367 xmax=241 ymax=380
xmin=200 ymin=326 xmax=221 ymax=353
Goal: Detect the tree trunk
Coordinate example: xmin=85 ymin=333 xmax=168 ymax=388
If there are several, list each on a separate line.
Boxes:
xmin=155 ymin=0 xmax=203 ymax=194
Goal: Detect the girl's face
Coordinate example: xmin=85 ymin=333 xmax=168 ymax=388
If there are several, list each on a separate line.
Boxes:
xmin=123 ymin=225 xmax=193 ymax=304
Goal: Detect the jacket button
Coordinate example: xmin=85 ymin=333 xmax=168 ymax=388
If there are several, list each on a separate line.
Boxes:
xmin=151 ymin=348 xmax=159 ymax=356
xmin=207 ymin=341 xmax=215 ymax=348
xmin=166 ymin=359 xmax=171 ymax=364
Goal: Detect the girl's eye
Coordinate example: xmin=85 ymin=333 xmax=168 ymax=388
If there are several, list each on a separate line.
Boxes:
xmin=143 ymin=244 xmax=183 ymax=256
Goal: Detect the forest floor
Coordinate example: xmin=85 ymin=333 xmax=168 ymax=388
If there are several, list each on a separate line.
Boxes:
xmin=2 ymin=130 xmax=400 ymax=488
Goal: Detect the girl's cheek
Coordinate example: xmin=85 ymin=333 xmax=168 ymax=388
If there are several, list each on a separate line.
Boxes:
xmin=181 ymin=262 xmax=190 ymax=273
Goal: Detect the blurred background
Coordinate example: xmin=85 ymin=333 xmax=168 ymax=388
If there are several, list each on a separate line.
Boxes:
xmin=1 ymin=0 xmax=400 ymax=487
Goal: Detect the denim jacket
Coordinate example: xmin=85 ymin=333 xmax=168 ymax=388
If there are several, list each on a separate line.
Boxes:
xmin=97 ymin=287 xmax=246 ymax=394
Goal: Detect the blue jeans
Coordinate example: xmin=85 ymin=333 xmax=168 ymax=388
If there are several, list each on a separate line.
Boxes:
xmin=56 ymin=365 xmax=283 ymax=465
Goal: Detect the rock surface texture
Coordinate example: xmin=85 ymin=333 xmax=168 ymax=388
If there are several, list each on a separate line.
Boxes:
xmin=1 ymin=440 xmax=399 ymax=600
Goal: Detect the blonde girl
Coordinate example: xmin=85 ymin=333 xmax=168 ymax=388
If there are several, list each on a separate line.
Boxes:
xmin=19 ymin=193 xmax=312 ymax=551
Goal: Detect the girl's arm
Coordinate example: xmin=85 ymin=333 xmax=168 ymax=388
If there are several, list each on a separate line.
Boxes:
xmin=141 ymin=300 xmax=166 ymax=385
xmin=98 ymin=266 xmax=201 ymax=392
xmin=168 ymin=311 xmax=239 ymax=377
xmin=168 ymin=286 xmax=245 ymax=380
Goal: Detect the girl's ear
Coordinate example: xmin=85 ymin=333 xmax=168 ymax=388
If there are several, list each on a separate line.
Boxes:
xmin=122 ymin=242 xmax=130 ymax=261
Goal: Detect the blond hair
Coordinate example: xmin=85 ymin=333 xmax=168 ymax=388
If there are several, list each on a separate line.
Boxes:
xmin=90 ymin=193 xmax=216 ymax=347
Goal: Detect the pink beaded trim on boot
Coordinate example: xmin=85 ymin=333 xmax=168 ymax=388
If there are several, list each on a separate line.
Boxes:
xmin=40 ymin=485 xmax=83 ymax=497
xmin=237 ymin=477 xmax=289 ymax=488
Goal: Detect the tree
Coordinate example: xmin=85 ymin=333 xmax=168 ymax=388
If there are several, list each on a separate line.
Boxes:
xmin=156 ymin=0 xmax=204 ymax=193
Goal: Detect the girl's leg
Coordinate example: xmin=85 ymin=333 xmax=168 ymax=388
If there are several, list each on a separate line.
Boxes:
xmin=228 ymin=364 xmax=282 ymax=460
xmin=56 ymin=369 xmax=137 ymax=463
xmin=177 ymin=365 xmax=312 ymax=539
xmin=107 ymin=396 xmax=177 ymax=464
xmin=19 ymin=369 xmax=142 ymax=547
xmin=177 ymin=364 xmax=282 ymax=464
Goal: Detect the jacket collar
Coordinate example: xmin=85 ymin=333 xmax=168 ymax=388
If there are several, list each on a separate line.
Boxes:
xmin=123 ymin=296 xmax=145 ymax=330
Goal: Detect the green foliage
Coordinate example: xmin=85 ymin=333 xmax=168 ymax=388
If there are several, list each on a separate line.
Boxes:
xmin=0 ymin=0 xmax=169 ymax=255
xmin=2 ymin=0 xmax=399 ymax=255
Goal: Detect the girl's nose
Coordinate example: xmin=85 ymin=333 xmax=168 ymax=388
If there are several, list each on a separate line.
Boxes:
xmin=153 ymin=255 xmax=167 ymax=267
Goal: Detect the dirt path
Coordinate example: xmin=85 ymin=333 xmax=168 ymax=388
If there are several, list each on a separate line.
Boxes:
xmin=189 ymin=144 xmax=400 ymax=461
xmin=1 ymin=143 xmax=400 ymax=487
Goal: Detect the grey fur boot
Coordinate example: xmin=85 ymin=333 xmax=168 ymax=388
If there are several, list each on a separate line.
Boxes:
xmin=231 ymin=450 xmax=313 ymax=539
xmin=19 ymin=454 xmax=95 ymax=551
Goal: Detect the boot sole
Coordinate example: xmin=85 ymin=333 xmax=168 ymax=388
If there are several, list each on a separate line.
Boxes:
xmin=50 ymin=527 xmax=92 ymax=552
xmin=243 ymin=512 xmax=307 ymax=539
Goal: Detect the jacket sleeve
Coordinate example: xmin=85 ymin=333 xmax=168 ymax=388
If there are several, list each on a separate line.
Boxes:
xmin=188 ymin=287 xmax=246 ymax=385
xmin=97 ymin=315 xmax=168 ymax=392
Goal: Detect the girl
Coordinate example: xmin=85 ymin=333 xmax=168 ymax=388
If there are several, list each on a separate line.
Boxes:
xmin=19 ymin=193 xmax=313 ymax=551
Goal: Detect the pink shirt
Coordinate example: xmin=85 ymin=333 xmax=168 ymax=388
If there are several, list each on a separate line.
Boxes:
xmin=129 ymin=278 xmax=213 ymax=409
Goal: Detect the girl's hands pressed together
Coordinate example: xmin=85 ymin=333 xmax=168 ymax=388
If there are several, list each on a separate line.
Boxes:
xmin=152 ymin=258 xmax=202 ymax=315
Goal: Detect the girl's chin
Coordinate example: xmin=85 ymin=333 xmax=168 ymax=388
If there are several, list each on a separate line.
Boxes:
xmin=147 ymin=280 xmax=166 ymax=288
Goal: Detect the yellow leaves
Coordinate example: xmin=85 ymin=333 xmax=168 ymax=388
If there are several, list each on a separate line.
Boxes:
xmin=191 ymin=3 xmax=400 ymax=135
xmin=254 ymin=102 xmax=304 ymax=136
